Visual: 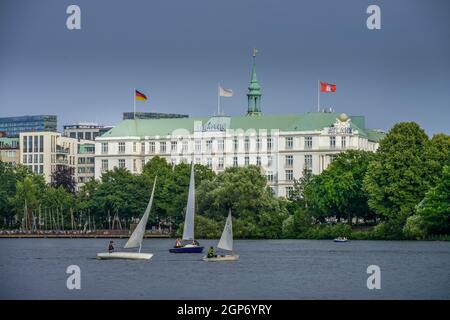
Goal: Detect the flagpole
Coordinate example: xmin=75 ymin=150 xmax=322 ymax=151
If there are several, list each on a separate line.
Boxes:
xmin=133 ymin=87 xmax=136 ymax=119
xmin=217 ymin=82 xmax=220 ymax=116
xmin=317 ymin=80 xmax=320 ymax=112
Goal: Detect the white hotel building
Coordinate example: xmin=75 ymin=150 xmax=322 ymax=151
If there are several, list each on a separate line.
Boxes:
xmin=94 ymin=56 xmax=384 ymax=197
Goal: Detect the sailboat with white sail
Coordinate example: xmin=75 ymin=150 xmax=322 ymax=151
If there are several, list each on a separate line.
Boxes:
xmin=97 ymin=177 xmax=157 ymax=260
xmin=203 ymin=209 xmax=238 ymax=261
xmin=169 ymin=163 xmax=204 ymax=253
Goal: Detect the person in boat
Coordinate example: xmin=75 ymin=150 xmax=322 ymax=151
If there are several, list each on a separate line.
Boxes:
xmin=175 ymin=238 xmax=182 ymax=247
xmin=192 ymin=239 xmax=199 ymax=246
xmin=108 ymin=240 xmax=114 ymax=253
xmin=207 ymin=246 xmax=216 ymax=258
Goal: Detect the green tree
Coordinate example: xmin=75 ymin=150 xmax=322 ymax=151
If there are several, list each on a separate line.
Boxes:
xmin=197 ymin=166 xmax=288 ymax=238
xmin=303 ymin=150 xmax=375 ymax=225
xmin=364 ymin=122 xmax=432 ymax=229
xmin=51 ymin=166 xmax=76 ymax=193
xmin=426 ymin=133 xmax=450 ymax=185
xmin=411 ymin=166 xmax=450 ymax=236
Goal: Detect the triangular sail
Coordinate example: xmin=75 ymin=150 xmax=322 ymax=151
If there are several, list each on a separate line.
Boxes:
xmin=182 ymin=163 xmax=195 ymax=241
xmin=124 ymin=176 xmax=157 ymax=249
xmin=217 ymin=209 xmax=233 ymax=251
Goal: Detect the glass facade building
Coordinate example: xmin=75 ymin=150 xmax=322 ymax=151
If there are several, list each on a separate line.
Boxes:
xmin=0 ymin=115 xmax=57 ymax=137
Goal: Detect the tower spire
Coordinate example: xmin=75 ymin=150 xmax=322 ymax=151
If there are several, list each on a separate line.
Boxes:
xmin=247 ymin=48 xmax=262 ymax=116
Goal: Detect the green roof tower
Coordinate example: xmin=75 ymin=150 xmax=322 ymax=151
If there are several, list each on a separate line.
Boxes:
xmin=247 ymin=48 xmax=262 ymax=116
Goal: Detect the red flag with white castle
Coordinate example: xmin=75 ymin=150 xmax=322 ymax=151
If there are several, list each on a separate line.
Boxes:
xmin=320 ymin=82 xmax=336 ymax=92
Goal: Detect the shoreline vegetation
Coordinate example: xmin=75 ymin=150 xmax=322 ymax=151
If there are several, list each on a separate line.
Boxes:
xmin=0 ymin=122 xmax=449 ymax=241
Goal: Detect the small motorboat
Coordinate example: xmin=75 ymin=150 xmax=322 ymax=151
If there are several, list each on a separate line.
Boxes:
xmin=334 ymin=237 xmax=348 ymax=243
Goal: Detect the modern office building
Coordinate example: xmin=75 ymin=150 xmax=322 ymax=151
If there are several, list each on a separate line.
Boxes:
xmin=123 ymin=112 xmax=189 ymax=120
xmin=0 ymin=115 xmax=57 ymax=137
xmin=95 ymin=54 xmax=385 ymax=197
xmin=76 ymin=143 xmax=95 ymax=186
xmin=19 ymin=131 xmax=94 ymax=189
xmin=63 ymin=122 xmax=112 ymax=141
xmin=0 ymin=137 xmax=20 ymax=166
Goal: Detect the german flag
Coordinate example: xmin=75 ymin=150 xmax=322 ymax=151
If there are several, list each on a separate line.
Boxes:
xmin=135 ymin=90 xmax=148 ymax=101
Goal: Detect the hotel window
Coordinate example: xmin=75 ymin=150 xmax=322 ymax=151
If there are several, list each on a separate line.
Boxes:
xmin=285 ymin=137 xmax=293 ymax=149
xmin=267 ymin=137 xmax=272 ymax=151
xmin=141 ymin=159 xmax=145 ymax=170
xmin=244 ymin=138 xmax=250 ymax=152
xmin=39 ymin=165 xmax=43 ymax=174
xmin=206 ymin=140 xmax=212 ymax=152
xmin=217 ymin=140 xmax=224 ymax=152
xmin=245 ymin=156 xmax=250 ymax=166
xmin=34 ymin=165 xmax=38 ymax=173
xmin=305 ymin=155 xmax=313 ymax=170
xmin=218 ymin=157 xmax=224 ymax=169
xmin=286 ymin=186 xmax=294 ymax=198
xmin=69 ymin=132 xmax=76 ymax=138
xmin=171 ymin=141 xmax=177 ymax=153
xmin=285 ymin=155 xmax=293 ymax=167
xmin=256 ymin=137 xmax=261 ymax=151
xmin=77 ymin=132 xmax=84 ymax=140
xmin=85 ymin=132 xmax=92 ymax=140
xmin=141 ymin=142 xmax=146 ymax=153
xmin=233 ymin=138 xmax=239 ymax=152
xmin=207 ymin=158 xmax=212 ymax=169
xmin=133 ymin=142 xmax=137 ymax=153
xmin=118 ymin=142 xmax=125 ymax=154
xmin=182 ymin=141 xmax=188 ymax=153
xmin=233 ymin=156 xmax=238 ymax=167
xmin=39 ymin=154 xmax=43 ymax=163
xmin=330 ymin=136 xmax=336 ymax=149
xmin=28 ymin=136 xmax=32 ymax=152
xmin=256 ymin=156 xmax=261 ymax=166
xmin=305 ymin=136 xmax=312 ymax=149
xmin=268 ymin=155 xmax=273 ymax=167
xmin=23 ymin=136 xmax=27 ymax=152
xmin=195 ymin=140 xmax=201 ymax=153
xmin=101 ymin=142 xmax=108 ymax=154
xmin=23 ymin=155 xmax=27 ymax=163
xmin=160 ymin=141 xmax=166 ymax=153
xmin=341 ymin=136 xmax=347 ymax=148
xmin=133 ymin=159 xmax=137 ymax=172
xmin=267 ymin=171 xmax=274 ymax=182
xmin=149 ymin=142 xmax=155 ymax=154
xmin=285 ymin=170 xmax=293 ymax=181
xmin=39 ymin=136 xmax=43 ymax=152
xmin=101 ymin=159 xmax=108 ymax=171
xmin=118 ymin=159 xmax=125 ymax=168
xmin=28 ymin=155 xmax=32 ymax=164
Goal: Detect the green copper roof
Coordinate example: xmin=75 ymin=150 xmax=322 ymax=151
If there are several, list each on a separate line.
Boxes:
xmin=0 ymin=137 xmax=19 ymax=148
xmin=101 ymin=112 xmax=384 ymax=142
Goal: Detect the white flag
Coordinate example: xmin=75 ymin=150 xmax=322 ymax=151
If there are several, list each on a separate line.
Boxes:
xmin=219 ymin=86 xmax=233 ymax=97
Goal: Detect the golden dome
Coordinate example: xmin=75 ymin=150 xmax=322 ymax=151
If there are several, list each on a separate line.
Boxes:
xmin=338 ymin=113 xmax=349 ymax=122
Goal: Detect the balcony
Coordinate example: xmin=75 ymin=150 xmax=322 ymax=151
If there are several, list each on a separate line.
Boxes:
xmin=56 ymin=146 xmax=69 ymax=154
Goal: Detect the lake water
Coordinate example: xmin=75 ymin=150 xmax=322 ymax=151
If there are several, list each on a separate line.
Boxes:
xmin=0 ymin=239 xmax=449 ymax=299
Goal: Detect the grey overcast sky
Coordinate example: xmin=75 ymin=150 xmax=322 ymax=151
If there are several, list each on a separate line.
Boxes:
xmin=0 ymin=0 xmax=449 ymax=134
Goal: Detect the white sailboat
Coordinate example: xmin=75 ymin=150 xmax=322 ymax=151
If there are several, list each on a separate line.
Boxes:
xmin=169 ymin=162 xmax=204 ymax=253
xmin=97 ymin=177 xmax=157 ymax=260
xmin=203 ymin=209 xmax=239 ymax=261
